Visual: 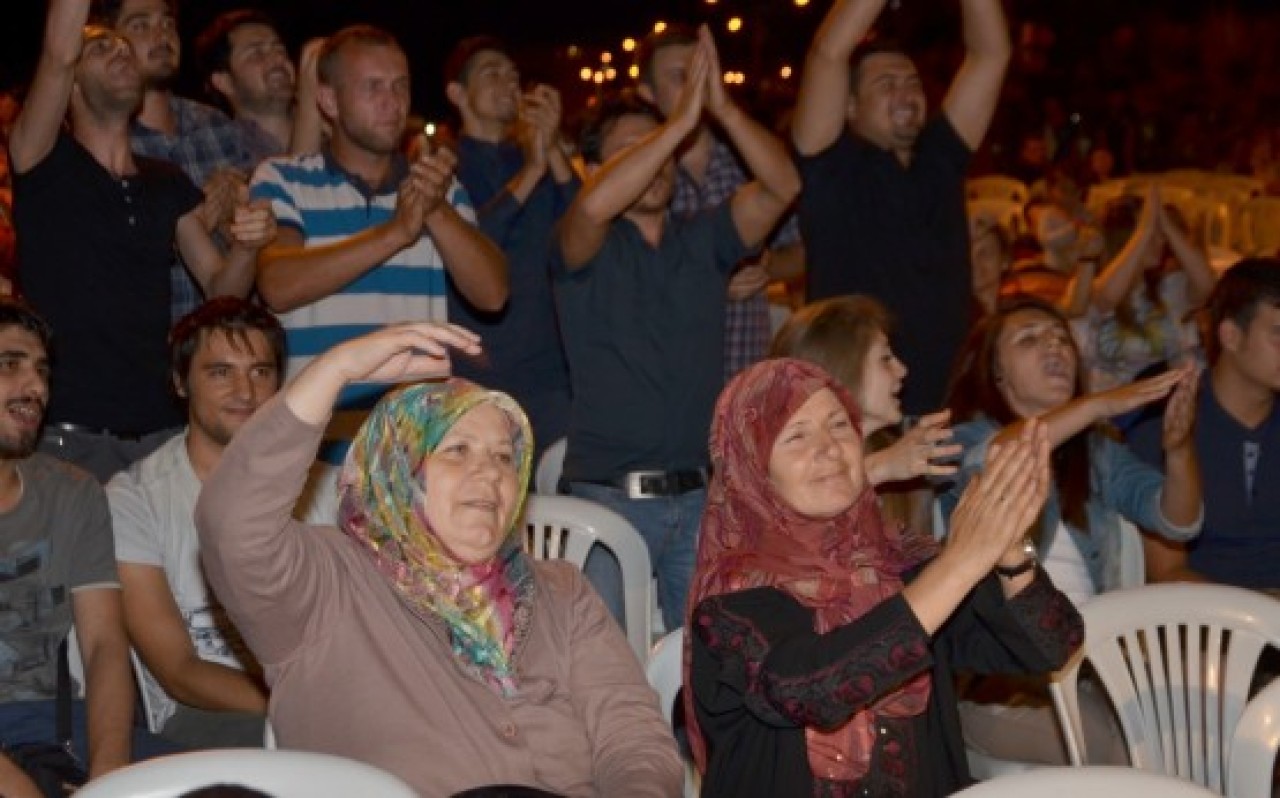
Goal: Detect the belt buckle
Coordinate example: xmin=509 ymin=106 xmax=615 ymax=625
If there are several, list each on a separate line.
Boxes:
xmin=624 ymin=470 xmax=666 ymax=500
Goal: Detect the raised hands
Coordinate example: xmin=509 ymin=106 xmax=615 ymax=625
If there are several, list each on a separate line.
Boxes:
xmin=1094 ymin=361 xmax=1197 ymax=420
xmin=866 ymin=409 xmax=962 ymax=486
xmin=285 ymin=323 xmax=483 ymax=423
xmin=227 ymin=185 xmax=276 ymax=252
xmin=945 ymin=420 xmax=1051 ymax=581
xmin=1161 ymin=363 xmax=1200 ymax=453
xmin=393 ymin=145 xmax=458 ymax=246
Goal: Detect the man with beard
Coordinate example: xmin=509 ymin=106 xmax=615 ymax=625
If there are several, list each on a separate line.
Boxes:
xmin=108 ymin=298 xmax=328 ymax=748
xmin=0 ymin=299 xmax=147 ymax=793
xmin=252 ymin=25 xmax=506 ymax=467
xmin=9 ymin=0 xmax=272 ymax=482
xmin=443 ymin=37 xmax=574 ymax=460
xmin=195 ymin=10 xmax=303 ymax=166
xmin=554 ymin=27 xmax=798 ymax=631
xmin=792 ymin=0 xmax=1011 ymax=415
xmin=96 ymin=0 xmax=260 ymax=322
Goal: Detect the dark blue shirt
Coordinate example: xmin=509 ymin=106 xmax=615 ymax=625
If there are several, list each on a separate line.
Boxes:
xmin=553 ymin=205 xmax=745 ymax=481
xmin=450 ymin=137 xmax=574 ymax=451
xmin=1129 ymin=374 xmax=1280 ymax=588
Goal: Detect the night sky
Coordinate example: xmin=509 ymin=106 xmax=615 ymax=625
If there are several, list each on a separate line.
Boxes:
xmin=1 ymin=0 xmax=1274 ymax=118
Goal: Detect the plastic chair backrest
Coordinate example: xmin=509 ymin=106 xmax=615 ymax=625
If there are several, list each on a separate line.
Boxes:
xmin=74 ymin=748 xmax=417 ymax=798
xmin=968 ymin=198 xmax=1025 ymax=238
xmin=534 ymin=437 xmax=567 ymax=495
xmin=1227 ymin=672 xmax=1280 ymax=798
xmin=522 ymin=495 xmax=653 ymax=660
xmin=1048 ymin=584 xmax=1280 ymax=793
xmin=951 ymin=765 xmax=1219 ymax=797
xmin=646 ymin=629 xmax=699 ymax=798
xmin=1240 ymin=197 xmax=1280 ymax=256
xmin=967 ymin=176 xmax=1029 ymax=204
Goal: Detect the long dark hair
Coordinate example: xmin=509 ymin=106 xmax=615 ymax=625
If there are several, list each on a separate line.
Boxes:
xmin=947 ymin=296 xmax=1092 ymax=532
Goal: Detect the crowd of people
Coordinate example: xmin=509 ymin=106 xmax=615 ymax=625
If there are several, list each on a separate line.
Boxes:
xmin=0 ymin=0 xmax=1277 ymax=795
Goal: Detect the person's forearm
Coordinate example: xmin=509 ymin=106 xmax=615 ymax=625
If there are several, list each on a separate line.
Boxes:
xmin=901 ymin=551 xmax=984 ymax=635
xmin=1164 ymin=222 xmax=1216 ymax=307
xmin=424 ymin=205 xmax=508 ymax=312
xmin=1160 ymin=447 xmax=1202 ymax=528
xmin=717 ymin=104 xmax=800 ymax=207
xmin=997 ymin=395 xmax=1101 ymax=450
xmin=84 ymin=642 xmax=134 ymax=777
xmin=1092 ymin=220 xmax=1155 ymax=314
xmin=575 ymin=122 xmax=691 ymax=225
xmin=162 ymin=659 xmax=267 ymax=714
xmin=204 ymin=247 xmax=257 ymax=298
xmin=766 ymin=241 xmax=805 ymax=282
xmin=256 ymin=223 xmax=409 ymax=312
xmin=0 ymin=753 xmax=42 ymax=798
xmin=792 ymin=0 xmax=886 ymax=154
xmin=959 ymin=0 xmax=1013 ymax=63
xmin=505 ymin=160 xmax=546 ymax=206
xmin=1058 ymin=258 xmax=1097 ymax=318
xmin=547 ymin=142 xmax=577 ymax=185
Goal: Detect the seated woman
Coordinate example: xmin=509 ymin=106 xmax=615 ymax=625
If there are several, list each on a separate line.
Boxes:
xmin=770 ymin=295 xmax=961 ymax=531
xmin=195 ymin=324 xmax=681 ymax=797
xmin=684 ymin=358 xmax=1083 ymax=797
xmin=943 ymin=295 xmax=1202 ymax=764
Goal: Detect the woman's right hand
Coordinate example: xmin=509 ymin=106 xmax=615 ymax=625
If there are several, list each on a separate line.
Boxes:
xmin=285 ymin=323 xmax=482 ymax=424
xmin=1093 ymin=362 xmax=1194 ymax=420
xmin=865 ymin=409 xmax=961 ymax=486
xmin=944 ymin=420 xmax=1051 ymax=582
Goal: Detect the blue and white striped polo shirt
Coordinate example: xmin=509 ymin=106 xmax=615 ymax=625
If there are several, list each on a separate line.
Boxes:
xmin=251 ymin=151 xmax=475 ymax=461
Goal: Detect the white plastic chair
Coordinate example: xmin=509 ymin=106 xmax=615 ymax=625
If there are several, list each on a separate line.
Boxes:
xmin=1227 ymin=674 xmax=1280 ymax=798
xmin=968 ymin=198 xmax=1025 ymax=238
xmin=967 ymin=176 xmax=1029 ymax=204
xmin=533 ymin=437 xmax=567 ymax=495
xmin=74 ymin=749 xmax=417 ymax=798
xmin=522 ymin=495 xmax=653 ymax=661
xmin=1049 ymin=584 xmax=1280 ymax=794
xmin=952 ymin=766 xmax=1219 ymax=797
xmin=1239 ymin=197 xmax=1280 ymax=256
xmin=646 ymin=629 xmax=699 ymax=798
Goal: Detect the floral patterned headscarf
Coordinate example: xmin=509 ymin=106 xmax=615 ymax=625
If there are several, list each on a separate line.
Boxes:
xmin=685 ymin=359 xmax=939 ymax=783
xmin=337 ymin=379 xmax=534 ymax=697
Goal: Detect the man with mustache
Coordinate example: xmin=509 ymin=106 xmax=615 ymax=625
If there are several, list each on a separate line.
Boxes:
xmin=9 ymin=0 xmax=271 ymax=482
xmin=0 ymin=299 xmax=153 ymax=795
xmin=792 ymin=0 xmax=1011 ymax=416
xmin=95 ymin=0 xmax=261 ymax=323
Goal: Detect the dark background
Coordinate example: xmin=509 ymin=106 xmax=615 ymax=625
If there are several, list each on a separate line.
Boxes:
xmin=1 ymin=0 xmax=1273 ymax=118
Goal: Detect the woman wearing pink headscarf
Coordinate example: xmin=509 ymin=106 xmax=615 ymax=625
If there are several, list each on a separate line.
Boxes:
xmin=684 ymin=359 xmax=1082 ymax=796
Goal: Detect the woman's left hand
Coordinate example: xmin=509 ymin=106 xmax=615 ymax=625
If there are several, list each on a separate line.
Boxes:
xmin=865 ymin=409 xmax=961 ymax=486
xmin=1162 ymin=362 xmax=1201 ymax=453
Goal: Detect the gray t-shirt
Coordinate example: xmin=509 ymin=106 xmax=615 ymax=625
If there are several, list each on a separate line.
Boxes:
xmin=0 ymin=454 xmax=117 ymax=701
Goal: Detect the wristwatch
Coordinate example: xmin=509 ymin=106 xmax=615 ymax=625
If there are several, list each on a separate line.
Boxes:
xmin=995 ymin=537 xmax=1038 ymax=578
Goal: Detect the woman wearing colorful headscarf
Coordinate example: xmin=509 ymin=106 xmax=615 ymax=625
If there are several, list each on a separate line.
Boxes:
xmin=196 ymin=323 xmax=681 ymax=797
xmin=684 ymin=359 xmax=1082 ymax=797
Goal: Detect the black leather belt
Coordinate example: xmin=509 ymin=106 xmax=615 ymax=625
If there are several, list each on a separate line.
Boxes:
xmin=48 ymin=422 xmax=151 ymax=443
xmin=588 ymin=469 xmax=709 ymax=499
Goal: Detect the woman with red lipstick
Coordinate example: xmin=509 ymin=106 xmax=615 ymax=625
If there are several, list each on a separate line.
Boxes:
xmin=942 ymin=295 xmax=1203 ymax=765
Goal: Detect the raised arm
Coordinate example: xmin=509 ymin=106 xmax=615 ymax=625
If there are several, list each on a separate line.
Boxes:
xmin=1092 ymin=185 xmax=1160 ymax=314
xmin=1159 ymin=203 xmax=1217 ymax=308
xmin=697 ymin=28 xmax=800 ymax=248
xmin=176 ymin=187 xmax=275 ymax=299
xmin=792 ymin=0 xmax=887 ymax=156
xmin=8 ymin=0 xmax=89 ymax=172
xmin=416 ymin=149 xmax=508 ymax=312
xmin=941 ymin=0 xmax=1012 ymax=150
xmin=558 ymin=44 xmax=708 ymax=269
xmin=288 ymin=38 xmax=326 ymax=156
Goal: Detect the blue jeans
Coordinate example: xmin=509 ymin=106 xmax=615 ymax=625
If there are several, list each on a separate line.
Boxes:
xmin=569 ymin=482 xmax=705 ymax=634
xmin=0 ymin=699 xmax=179 ymax=764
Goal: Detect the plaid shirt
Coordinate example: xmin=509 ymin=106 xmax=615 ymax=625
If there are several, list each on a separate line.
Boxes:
xmin=131 ymin=96 xmax=256 ymax=323
xmin=671 ymin=138 xmax=799 ymax=381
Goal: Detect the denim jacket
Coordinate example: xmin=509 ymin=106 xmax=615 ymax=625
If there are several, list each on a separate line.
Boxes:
xmin=940 ymin=416 xmax=1202 ymax=594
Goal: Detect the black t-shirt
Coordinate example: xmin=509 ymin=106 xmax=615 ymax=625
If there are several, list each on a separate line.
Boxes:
xmin=552 ymin=204 xmax=745 ymax=481
xmin=13 ymin=133 xmax=201 ymax=432
xmin=797 ymin=118 xmax=972 ymax=414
